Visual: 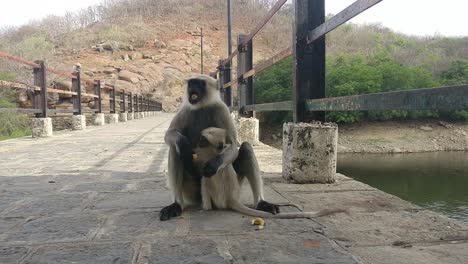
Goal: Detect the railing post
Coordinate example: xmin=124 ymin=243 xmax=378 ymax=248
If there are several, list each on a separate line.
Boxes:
xmin=218 ymin=60 xmax=232 ymax=107
xmin=121 ymin=90 xmax=126 ymax=112
xmin=72 ymin=65 xmax=82 ymax=116
xmin=94 ymin=80 xmax=102 ymax=113
xmin=139 ymin=95 xmax=143 ymax=112
xmin=33 ymin=61 xmax=47 ymax=118
xmin=237 ymin=34 xmax=254 ymax=117
xmin=110 ymin=87 xmax=116 ymax=114
xmin=134 ymin=94 xmax=138 ymax=113
xmin=293 ymin=0 xmax=325 ymax=123
xmin=129 ymin=92 xmax=133 ymax=112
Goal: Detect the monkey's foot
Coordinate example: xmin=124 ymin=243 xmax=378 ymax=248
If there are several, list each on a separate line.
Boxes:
xmin=256 ymin=200 xmax=280 ymax=214
xmin=159 ymin=202 xmax=182 ymax=221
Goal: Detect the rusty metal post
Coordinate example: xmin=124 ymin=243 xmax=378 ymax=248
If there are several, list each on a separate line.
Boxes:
xmin=72 ymin=65 xmax=82 ymax=115
xmin=218 ymin=60 xmax=232 ymax=107
xmin=237 ymin=34 xmax=253 ymax=117
xmin=293 ymin=0 xmax=326 ymax=122
xmin=33 ymin=61 xmax=47 ymax=118
xmin=128 ymin=92 xmax=133 ymax=112
xmin=94 ymin=80 xmax=102 ymax=113
xmin=110 ymin=87 xmax=116 ymax=114
xmin=139 ymin=95 xmax=143 ymax=112
xmin=121 ymin=91 xmax=126 ymax=112
xmin=134 ymin=94 xmax=138 ymax=113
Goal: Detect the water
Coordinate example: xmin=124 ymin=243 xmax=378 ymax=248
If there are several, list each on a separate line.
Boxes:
xmin=337 ymin=152 xmax=468 ymax=225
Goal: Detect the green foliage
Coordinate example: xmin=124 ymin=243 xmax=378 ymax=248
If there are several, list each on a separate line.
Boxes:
xmin=12 ymin=35 xmax=55 ymax=60
xmin=254 ymin=50 xmax=468 ymax=123
xmin=0 ymin=90 xmax=31 ymax=140
xmin=0 ymin=72 xmax=15 ymax=81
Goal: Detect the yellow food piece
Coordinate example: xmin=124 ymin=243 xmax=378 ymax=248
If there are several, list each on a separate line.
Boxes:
xmin=251 ymin=217 xmax=265 ymax=226
xmin=256 ymin=225 xmax=264 ymax=230
xmin=192 ymin=153 xmax=198 ymax=160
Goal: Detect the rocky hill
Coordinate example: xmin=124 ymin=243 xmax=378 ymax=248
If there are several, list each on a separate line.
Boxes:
xmin=0 ymin=0 xmax=288 ymax=112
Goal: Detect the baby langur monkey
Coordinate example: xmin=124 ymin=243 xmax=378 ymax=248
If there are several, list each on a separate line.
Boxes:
xmin=193 ymin=127 xmax=346 ymax=219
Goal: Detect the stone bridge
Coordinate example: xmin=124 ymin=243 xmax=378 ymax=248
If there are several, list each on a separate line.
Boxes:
xmin=0 ymin=114 xmax=467 ymax=264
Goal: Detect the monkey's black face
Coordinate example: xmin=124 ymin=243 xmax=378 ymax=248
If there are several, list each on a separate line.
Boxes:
xmin=187 ymin=79 xmax=207 ymax=105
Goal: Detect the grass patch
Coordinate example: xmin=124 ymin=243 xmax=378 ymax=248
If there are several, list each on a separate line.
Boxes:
xmin=0 ymin=93 xmax=31 ymax=140
xmin=366 ymin=138 xmax=392 ymax=145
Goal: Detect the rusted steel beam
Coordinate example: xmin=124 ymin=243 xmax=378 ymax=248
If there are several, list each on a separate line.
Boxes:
xmin=306 ymin=85 xmax=468 ymax=111
xmin=0 ymin=51 xmax=40 ymax=68
xmin=307 ymin=0 xmax=383 ymax=45
xmin=244 ymin=101 xmax=293 ymax=112
xmin=223 ymin=0 xmax=288 ymax=66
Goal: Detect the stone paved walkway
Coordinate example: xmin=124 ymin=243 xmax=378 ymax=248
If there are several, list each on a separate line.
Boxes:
xmin=0 ymin=113 xmax=359 ymax=264
xmin=2 ymin=113 xmax=468 ymax=264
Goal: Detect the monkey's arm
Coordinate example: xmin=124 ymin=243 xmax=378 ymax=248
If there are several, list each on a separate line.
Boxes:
xmin=164 ymin=109 xmax=193 ymax=169
xmin=203 ymin=110 xmax=239 ymax=177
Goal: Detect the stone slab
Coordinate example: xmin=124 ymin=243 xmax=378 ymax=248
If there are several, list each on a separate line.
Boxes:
xmin=96 ymin=210 xmax=181 ymax=240
xmin=3 ymin=194 xmax=87 ymax=217
xmin=23 ymin=242 xmax=133 ymax=264
xmin=5 ymin=214 xmax=100 ymax=243
xmin=149 ymin=238 xmax=225 ymax=264
xmin=0 ymin=247 xmax=29 ymax=264
xmin=91 ymin=191 xmax=171 ymax=211
xmin=71 ymin=115 xmax=86 ymax=130
xmin=32 ymin=118 xmax=53 ymax=138
xmin=317 ymin=210 xmax=468 ymax=247
xmin=227 ymin=233 xmax=358 ymax=264
xmin=349 ymin=243 xmax=468 ymax=264
xmin=92 ymin=113 xmax=105 ymax=126
xmin=105 ymin=114 xmax=119 ymax=124
xmin=283 ymin=122 xmax=338 ymax=183
xmin=119 ymin=113 xmax=127 ymax=122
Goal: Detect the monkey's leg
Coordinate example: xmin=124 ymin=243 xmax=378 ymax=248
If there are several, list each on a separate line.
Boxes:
xmin=233 ymin=142 xmax=280 ymax=214
xmin=160 ymin=147 xmax=185 ymax=221
xmin=201 ymin=178 xmax=213 ymax=210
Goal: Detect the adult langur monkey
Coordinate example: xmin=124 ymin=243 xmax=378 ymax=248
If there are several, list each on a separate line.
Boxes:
xmin=160 ymin=74 xmax=279 ymax=221
xmin=194 ymin=127 xmax=345 ymax=218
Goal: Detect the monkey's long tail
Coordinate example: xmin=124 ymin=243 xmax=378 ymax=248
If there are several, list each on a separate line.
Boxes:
xmin=231 ymin=201 xmax=346 ymax=219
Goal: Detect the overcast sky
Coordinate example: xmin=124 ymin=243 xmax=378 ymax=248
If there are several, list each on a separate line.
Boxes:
xmin=0 ymin=0 xmax=467 ymax=37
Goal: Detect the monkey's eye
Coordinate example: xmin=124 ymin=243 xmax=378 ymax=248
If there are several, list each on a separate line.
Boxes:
xmin=199 ymin=136 xmax=209 ymax=147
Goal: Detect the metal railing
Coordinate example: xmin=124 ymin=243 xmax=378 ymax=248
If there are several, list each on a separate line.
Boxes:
xmin=217 ymin=0 xmax=468 ymax=122
xmin=0 ymin=52 xmax=162 ymax=118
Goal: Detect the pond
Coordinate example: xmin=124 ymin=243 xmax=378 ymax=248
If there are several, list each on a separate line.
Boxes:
xmin=338 ymin=151 xmax=468 ymax=225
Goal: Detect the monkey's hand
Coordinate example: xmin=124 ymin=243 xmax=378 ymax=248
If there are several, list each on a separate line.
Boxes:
xmin=175 ymin=136 xmax=193 ymax=168
xmin=203 ymin=155 xmax=223 ymax=177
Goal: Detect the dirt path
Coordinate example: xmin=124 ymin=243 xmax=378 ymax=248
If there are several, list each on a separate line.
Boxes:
xmin=261 ymin=120 xmax=468 ymax=153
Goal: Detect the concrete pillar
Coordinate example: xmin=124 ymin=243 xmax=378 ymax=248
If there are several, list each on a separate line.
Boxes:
xmin=106 ymin=113 xmax=119 ymax=124
xmin=119 ymin=113 xmax=128 ymax=122
xmin=32 ymin=118 xmax=53 ymax=138
xmin=237 ymin=117 xmax=260 ymax=145
xmin=282 ymin=122 xmax=338 ymax=184
xmin=71 ymin=115 xmax=86 ymax=130
xmin=92 ymin=113 xmax=105 ymax=126
xmin=127 ymin=112 xmax=134 ymax=120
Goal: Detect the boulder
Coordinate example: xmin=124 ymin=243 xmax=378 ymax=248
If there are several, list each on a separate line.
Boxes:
xmin=129 ymin=52 xmax=143 ymax=60
xmin=118 ymin=70 xmax=141 ymax=84
xmin=122 ymin=54 xmax=130 ymax=61
xmin=154 ymin=39 xmax=167 ymax=49
xmin=113 ymin=80 xmax=137 ymax=93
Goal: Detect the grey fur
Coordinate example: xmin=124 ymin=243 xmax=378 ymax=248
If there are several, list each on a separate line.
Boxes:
xmin=194 ymin=127 xmax=347 ymax=219
xmin=163 ymin=74 xmax=265 ymax=215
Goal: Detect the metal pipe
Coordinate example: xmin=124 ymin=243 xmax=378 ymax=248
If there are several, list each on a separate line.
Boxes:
xmin=227 ymin=0 xmax=232 ymax=56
